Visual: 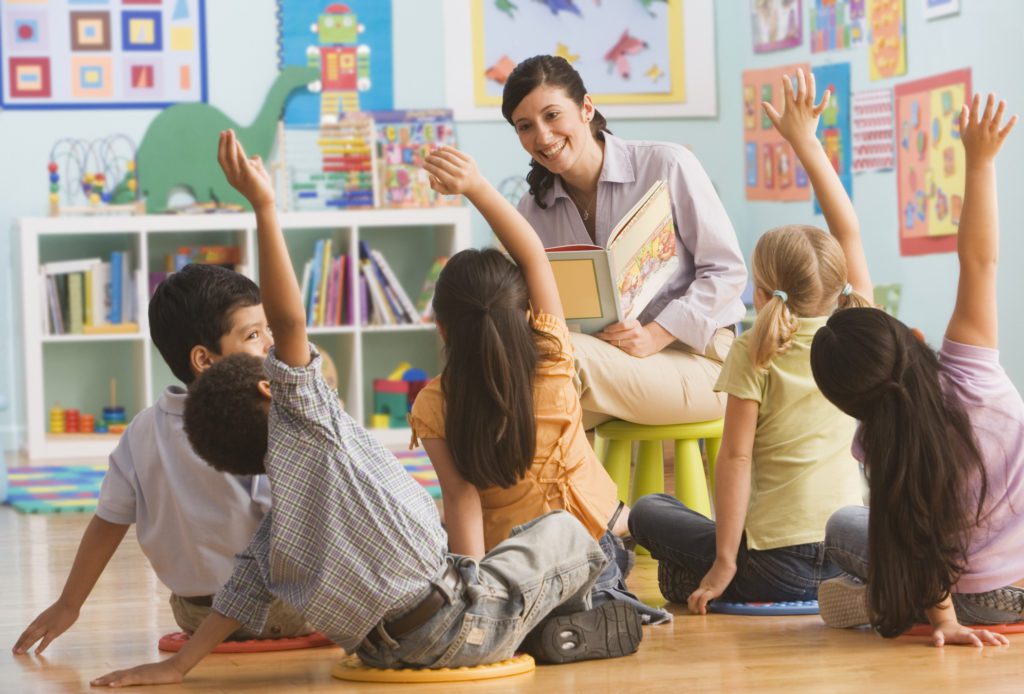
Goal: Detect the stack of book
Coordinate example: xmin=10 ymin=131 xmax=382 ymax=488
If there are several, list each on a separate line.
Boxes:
xmin=39 ymin=253 xmax=139 ymax=336
xmin=300 ymin=239 xmax=354 ymax=328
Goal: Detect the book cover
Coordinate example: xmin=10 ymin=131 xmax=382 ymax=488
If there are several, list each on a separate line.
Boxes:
xmin=84 ymin=269 xmax=94 ymax=327
xmin=68 ymin=273 xmax=84 ymax=334
xmin=40 ymin=257 xmax=101 ymax=276
xmin=109 ymin=252 xmax=123 ymax=324
xmin=371 ymin=249 xmax=421 ymax=323
xmin=299 ymin=259 xmax=313 ymax=326
xmin=316 ymin=240 xmax=333 ymax=326
xmin=307 ymin=240 xmax=325 ymax=326
xmin=55 ymin=273 xmax=70 ymax=331
xmin=94 ymin=262 xmax=110 ymax=327
xmin=546 ymin=180 xmax=679 ymax=334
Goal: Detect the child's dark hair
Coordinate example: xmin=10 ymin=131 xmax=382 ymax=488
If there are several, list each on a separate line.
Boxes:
xmin=149 ymin=264 xmax=261 ymax=384
xmin=501 ymin=55 xmax=611 ymax=209
xmin=183 ymin=353 xmax=268 ymax=476
xmin=432 ymin=248 xmax=556 ymax=489
xmin=810 ymin=308 xmax=987 ymax=637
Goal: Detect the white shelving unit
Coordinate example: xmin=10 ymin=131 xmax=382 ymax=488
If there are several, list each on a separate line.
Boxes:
xmin=18 ymin=207 xmax=471 ymax=460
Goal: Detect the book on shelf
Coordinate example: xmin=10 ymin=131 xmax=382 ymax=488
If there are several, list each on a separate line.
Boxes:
xmin=356 ymin=241 xmax=421 ymax=326
xmin=38 ymin=252 xmax=138 ymax=336
xmin=546 ymin=180 xmax=679 ymax=334
xmin=299 ymin=240 xmax=354 ymax=328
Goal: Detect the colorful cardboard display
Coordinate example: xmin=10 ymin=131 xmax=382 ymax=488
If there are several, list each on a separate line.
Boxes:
xmin=894 ymin=69 xmax=970 ymax=256
xmin=810 ymin=0 xmax=867 ymax=53
xmin=1 ymin=0 xmax=207 ymax=109
xmin=813 ymin=63 xmax=852 ymax=214
xmin=751 ymin=0 xmax=804 ymax=53
xmin=852 ymin=88 xmax=896 ymax=172
xmin=742 ymin=65 xmax=813 ymax=202
xmin=867 ymin=0 xmax=907 ymax=81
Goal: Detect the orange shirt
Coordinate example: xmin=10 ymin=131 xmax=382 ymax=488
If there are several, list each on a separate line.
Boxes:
xmin=410 ymin=313 xmax=620 ymax=552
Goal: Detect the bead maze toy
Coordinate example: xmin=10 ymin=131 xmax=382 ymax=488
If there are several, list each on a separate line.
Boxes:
xmin=371 ymin=362 xmax=428 ymax=429
xmin=48 ymin=379 xmax=127 ymax=436
xmin=47 ymin=135 xmax=144 ymax=216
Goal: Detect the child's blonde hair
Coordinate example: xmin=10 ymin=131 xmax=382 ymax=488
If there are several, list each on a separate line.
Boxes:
xmin=749 ymin=225 xmax=871 ymax=368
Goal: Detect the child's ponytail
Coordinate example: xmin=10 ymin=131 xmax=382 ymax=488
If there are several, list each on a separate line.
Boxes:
xmin=748 ymin=289 xmax=800 ymax=368
xmin=836 ymin=283 xmax=873 ymax=310
xmin=433 ymin=249 xmax=555 ymax=489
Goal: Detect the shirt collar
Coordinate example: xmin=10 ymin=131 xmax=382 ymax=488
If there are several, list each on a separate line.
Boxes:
xmin=549 ymin=132 xmax=635 ymax=201
xmin=795 ymin=315 xmax=831 ymax=336
xmin=161 ymin=385 xmax=187 ymax=415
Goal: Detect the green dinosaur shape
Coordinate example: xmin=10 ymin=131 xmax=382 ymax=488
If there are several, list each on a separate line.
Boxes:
xmin=124 ymin=66 xmax=317 ymax=212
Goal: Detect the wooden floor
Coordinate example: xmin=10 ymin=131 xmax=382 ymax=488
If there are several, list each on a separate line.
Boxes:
xmin=1 ymin=507 xmax=1021 ymax=693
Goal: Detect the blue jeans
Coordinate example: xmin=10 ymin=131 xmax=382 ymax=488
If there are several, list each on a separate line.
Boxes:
xmin=825 ymin=505 xmax=1024 ymax=625
xmin=593 ymin=531 xmax=671 ymax=624
xmin=629 ymin=494 xmax=839 ymax=602
xmin=355 ymin=510 xmax=608 ymax=669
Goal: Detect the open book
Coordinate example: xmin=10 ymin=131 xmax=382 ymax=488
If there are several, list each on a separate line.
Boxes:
xmin=547 ymin=180 xmax=679 ymax=334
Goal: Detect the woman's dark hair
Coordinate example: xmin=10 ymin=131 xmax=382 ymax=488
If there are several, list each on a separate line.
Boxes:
xmin=810 ymin=308 xmax=987 ymax=637
xmin=501 ymin=55 xmax=611 ymax=209
xmin=432 ymin=248 xmax=556 ymax=489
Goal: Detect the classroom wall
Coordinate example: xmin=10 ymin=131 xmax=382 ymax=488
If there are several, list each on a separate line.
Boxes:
xmin=2 ymin=1 xmax=1022 ymax=451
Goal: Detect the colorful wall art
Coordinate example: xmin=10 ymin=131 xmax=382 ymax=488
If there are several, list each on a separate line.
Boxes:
xmin=867 ymin=0 xmax=906 ymax=81
xmin=1 ymin=0 xmax=207 ymax=108
xmin=813 ymin=62 xmax=852 ymax=214
xmin=742 ymin=64 xmax=813 ymax=201
xmin=894 ymin=69 xmax=970 ymax=256
xmin=751 ymin=0 xmax=804 ymax=53
xmin=810 ymin=0 xmax=866 ymax=53
xmin=852 ymin=88 xmax=895 ymax=172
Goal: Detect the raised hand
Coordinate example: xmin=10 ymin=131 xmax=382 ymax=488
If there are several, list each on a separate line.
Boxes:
xmin=960 ymin=93 xmax=1017 ymax=165
xmin=762 ymin=67 xmax=830 ymax=148
xmin=217 ymin=129 xmax=276 ymax=211
xmin=423 ymin=147 xmax=485 ymax=198
xmin=13 ymin=601 xmax=79 ymax=655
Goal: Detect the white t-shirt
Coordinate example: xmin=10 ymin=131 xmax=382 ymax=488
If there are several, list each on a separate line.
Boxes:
xmin=96 ymin=385 xmax=271 ymax=597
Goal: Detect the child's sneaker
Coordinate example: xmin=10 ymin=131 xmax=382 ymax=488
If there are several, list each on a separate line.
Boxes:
xmin=522 ymin=600 xmax=642 ymax=664
xmin=818 ymin=576 xmax=871 ymax=628
xmin=657 ymin=561 xmax=700 ymax=604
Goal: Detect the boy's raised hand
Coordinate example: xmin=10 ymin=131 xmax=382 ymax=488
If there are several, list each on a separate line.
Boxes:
xmin=217 ymin=130 xmax=275 ymax=211
xmin=423 ymin=147 xmax=486 ymax=199
xmin=763 ymin=67 xmax=830 ymax=147
xmin=960 ymin=93 xmax=1017 ymax=164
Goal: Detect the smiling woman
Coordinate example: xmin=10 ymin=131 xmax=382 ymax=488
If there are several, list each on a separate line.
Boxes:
xmin=501 ymin=55 xmax=748 ymax=430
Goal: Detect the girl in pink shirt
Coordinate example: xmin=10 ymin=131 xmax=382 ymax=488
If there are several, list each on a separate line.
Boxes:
xmin=811 ymin=94 xmax=1020 ymax=647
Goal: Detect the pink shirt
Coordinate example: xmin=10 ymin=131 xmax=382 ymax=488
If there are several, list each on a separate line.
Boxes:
xmin=854 ymin=338 xmax=1024 ymax=593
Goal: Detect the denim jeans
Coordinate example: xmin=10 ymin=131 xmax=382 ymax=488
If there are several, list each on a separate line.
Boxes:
xmin=629 ymin=493 xmax=839 ymax=602
xmin=825 ymin=505 xmax=1024 ymax=625
xmin=593 ymin=531 xmax=671 ymax=624
xmin=355 ymin=510 xmax=608 ymax=669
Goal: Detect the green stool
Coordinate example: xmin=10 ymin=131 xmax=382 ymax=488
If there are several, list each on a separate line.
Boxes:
xmin=596 ymin=419 xmax=724 ymax=519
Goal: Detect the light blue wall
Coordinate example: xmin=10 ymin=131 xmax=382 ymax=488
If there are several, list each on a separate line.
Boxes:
xmin=2 ymin=1 xmax=1022 ymax=449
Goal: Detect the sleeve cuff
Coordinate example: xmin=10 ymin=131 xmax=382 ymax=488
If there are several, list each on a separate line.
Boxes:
xmin=654 ymin=300 xmax=719 ymax=354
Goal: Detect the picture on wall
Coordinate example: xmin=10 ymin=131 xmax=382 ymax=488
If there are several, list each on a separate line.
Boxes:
xmin=923 ymin=0 xmax=959 ymax=20
xmin=810 ymin=0 xmax=867 ymax=53
xmin=443 ymin=0 xmax=718 ymax=119
xmin=742 ymin=64 xmax=812 ymax=201
xmin=1 ymin=0 xmax=207 ymax=109
xmin=851 ymin=88 xmax=896 ymax=172
xmin=866 ymin=0 xmax=907 ymax=81
xmin=751 ymin=0 xmax=804 ymax=53
xmin=277 ymin=0 xmax=394 ymax=127
xmin=812 ymin=62 xmax=852 ymax=214
xmin=894 ymin=68 xmax=970 ymax=256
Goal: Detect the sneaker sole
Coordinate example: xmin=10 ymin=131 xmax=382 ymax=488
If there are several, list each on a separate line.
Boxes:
xmin=818 ymin=577 xmax=871 ymax=629
xmin=657 ymin=561 xmax=700 ymax=604
xmin=526 ymin=600 xmax=643 ymax=664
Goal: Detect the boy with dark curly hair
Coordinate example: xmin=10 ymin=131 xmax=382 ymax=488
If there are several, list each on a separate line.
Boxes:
xmin=91 ymin=130 xmax=623 ymax=687
xmin=14 ymin=263 xmax=310 ymax=656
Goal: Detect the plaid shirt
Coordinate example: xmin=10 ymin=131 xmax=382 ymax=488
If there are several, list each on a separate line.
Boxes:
xmin=213 ymin=346 xmax=447 ymax=651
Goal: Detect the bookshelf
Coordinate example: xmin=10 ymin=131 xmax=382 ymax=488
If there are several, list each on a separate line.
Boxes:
xmin=18 ymin=208 xmax=471 ymax=460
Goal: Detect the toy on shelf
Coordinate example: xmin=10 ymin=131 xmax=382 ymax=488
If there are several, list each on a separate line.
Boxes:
xmin=374 ymin=110 xmax=460 ymax=209
xmin=48 ymin=379 xmax=127 ymax=436
xmin=371 ymin=362 xmax=429 ymax=429
xmin=47 ymin=135 xmax=144 ymax=216
xmin=287 ymin=114 xmax=377 ymax=210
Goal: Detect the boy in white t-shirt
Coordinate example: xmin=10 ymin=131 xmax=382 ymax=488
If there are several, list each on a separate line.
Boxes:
xmin=13 ymin=264 xmax=310 ymax=655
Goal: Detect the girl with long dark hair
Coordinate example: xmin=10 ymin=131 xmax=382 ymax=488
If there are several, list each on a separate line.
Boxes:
xmin=410 ymin=145 xmax=667 ymax=663
xmin=812 ymin=95 xmax=1019 ymax=647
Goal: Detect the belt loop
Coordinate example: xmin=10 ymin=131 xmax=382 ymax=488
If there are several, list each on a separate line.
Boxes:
xmin=431 ymin=561 xmax=458 ymax=604
xmin=372 ymin=622 xmax=400 ymax=650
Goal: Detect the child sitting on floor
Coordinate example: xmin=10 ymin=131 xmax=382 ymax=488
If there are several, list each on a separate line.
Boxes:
xmin=629 ymin=69 xmax=873 ymax=612
xmin=91 ymin=130 xmax=636 ymax=687
xmin=812 ymin=94 xmax=1019 ymax=647
xmin=410 ymin=146 xmax=666 ymax=628
xmin=13 ymin=263 xmax=310 ymax=656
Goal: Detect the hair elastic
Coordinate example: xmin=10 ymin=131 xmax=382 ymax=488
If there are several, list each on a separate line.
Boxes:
xmin=841 ymin=283 xmax=853 ymax=297
xmin=772 ymin=289 xmax=789 ymax=303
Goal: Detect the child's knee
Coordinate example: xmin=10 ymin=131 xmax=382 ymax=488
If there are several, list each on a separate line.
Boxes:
xmin=627 ymin=493 xmax=678 ymax=541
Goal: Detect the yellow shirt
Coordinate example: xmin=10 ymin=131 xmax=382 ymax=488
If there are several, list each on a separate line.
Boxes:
xmin=410 ymin=313 xmax=620 ymax=552
xmin=715 ymin=315 xmax=862 ymax=550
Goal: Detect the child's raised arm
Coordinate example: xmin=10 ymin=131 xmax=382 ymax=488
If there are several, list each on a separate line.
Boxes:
xmin=945 ymin=94 xmax=1017 ymax=350
xmin=764 ymin=68 xmax=872 ymax=300
xmin=423 ymin=147 xmax=564 ymax=321
xmin=218 ymin=130 xmax=309 ymax=367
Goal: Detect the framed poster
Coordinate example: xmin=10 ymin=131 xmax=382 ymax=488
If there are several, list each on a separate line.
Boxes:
xmin=444 ymin=0 xmax=717 ymax=120
xmin=894 ymin=69 xmax=970 ymax=256
xmin=1 ymin=0 xmax=207 ymax=109
xmin=752 ymin=0 xmax=803 ymax=53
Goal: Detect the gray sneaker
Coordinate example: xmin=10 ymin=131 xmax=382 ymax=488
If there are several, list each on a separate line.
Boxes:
xmin=657 ymin=561 xmax=701 ymax=604
xmin=818 ymin=576 xmax=872 ymax=628
xmin=522 ymin=600 xmax=643 ymax=664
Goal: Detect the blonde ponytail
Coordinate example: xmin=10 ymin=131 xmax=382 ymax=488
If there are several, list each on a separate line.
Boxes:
xmin=748 ymin=291 xmax=801 ymax=368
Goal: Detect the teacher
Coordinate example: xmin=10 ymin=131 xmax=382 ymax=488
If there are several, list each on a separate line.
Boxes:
xmin=502 ymin=55 xmax=748 ymax=430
